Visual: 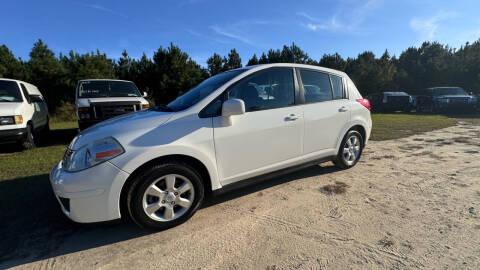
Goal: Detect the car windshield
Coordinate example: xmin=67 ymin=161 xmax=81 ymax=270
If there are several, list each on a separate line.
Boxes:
xmin=166 ymin=69 xmax=247 ymax=112
xmin=432 ymin=87 xmax=467 ymax=96
xmin=78 ymin=80 xmax=141 ymax=98
xmin=0 ymin=80 xmax=23 ymax=102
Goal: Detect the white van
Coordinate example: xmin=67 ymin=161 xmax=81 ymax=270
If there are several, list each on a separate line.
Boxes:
xmin=0 ymin=79 xmax=49 ymax=149
xmin=75 ymin=79 xmax=150 ymax=130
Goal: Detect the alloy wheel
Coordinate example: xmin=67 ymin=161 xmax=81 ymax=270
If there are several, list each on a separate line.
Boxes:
xmin=142 ymin=174 xmax=195 ymax=222
xmin=342 ymin=134 xmax=361 ymax=166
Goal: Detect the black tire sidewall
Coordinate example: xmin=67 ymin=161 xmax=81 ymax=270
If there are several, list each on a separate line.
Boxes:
xmin=22 ymin=124 xmax=35 ymax=150
xmin=128 ymin=162 xmax=205 ymax=230
xmin=335 ymin=130 xmax=364 ymax=169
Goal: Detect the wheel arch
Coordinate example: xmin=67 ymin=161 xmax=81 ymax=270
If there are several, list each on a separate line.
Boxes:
xmin=119 ymin=154 xmax=213 ymax=219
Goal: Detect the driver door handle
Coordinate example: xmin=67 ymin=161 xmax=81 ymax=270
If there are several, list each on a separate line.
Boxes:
xmin=339 ymin=106 xmax=349 ymax=112
xmin=285 ymin=114 xmax=300 ymax=121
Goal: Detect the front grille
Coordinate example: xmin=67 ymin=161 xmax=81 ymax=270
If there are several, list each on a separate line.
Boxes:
xmin=0 ymin=116 xmax=14 ymax=125
xmin=387 ymin=96 xmax=410 ymax=104
xmin=62 ymin=148 xmax=73 ymax=168
xmin=90 ymin=102 xmax=141 ymax=120
xmin=59 ymin=196 xmax=70 ymax=212
xmin=450 ymin=98 xmax=469 ymax=103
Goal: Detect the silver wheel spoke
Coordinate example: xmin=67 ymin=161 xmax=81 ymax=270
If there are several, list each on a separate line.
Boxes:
xmin=343 ymin=147 xmax=350 ymax=154
xmin=176 ymin=182 xmax=192 ymax=195
xmin=165 ymin=175 xmax=176 ymax=191
xmin=177 ymin=198 xmax=192 ymax=208
xmin=346 ymin=139 xmax=352 ymax=147
xmin=142 ymin=173 xmax=195 ymax=222
xmin=164 ymin=206 xmax=174 ymax=220
xmin=354 ymin=145 xmax=361 ymax=151
xmin=146 ymin=185 xmax=163 ymax=198
xmin=145 ymin=203 xmax=162 ymax=215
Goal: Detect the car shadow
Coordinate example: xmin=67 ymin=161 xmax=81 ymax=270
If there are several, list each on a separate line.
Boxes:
xmin=0 ymin=164 xmax=337 ymax=268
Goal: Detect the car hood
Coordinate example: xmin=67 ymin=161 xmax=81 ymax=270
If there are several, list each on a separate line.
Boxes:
xmin=70 ymin=109 xmax=173 ymax=150
xmin=77 ymin=97 xmax=148 ymax=106
xmin=0 ymin=102 xmax=23 ymax=116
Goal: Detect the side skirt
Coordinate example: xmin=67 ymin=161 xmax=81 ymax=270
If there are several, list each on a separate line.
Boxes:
xmin=212 ymin=156 xmax=335 ymax=196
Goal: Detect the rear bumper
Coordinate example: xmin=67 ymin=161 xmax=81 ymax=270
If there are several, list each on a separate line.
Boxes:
xmin=0 ymin=128 xmax=27 ymax=144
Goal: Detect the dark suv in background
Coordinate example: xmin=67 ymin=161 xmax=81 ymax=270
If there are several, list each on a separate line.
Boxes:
xmin=415 ymin=87 xmax=477 ymax=113
xmin=367 ymin=92 xmax=414 ymax=113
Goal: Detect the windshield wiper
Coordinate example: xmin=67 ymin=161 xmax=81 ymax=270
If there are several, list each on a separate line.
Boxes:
xmin=0 ymin=98 xmax=13 ymax=102
xmin=154 ymin=104 xmax=173 ymax=112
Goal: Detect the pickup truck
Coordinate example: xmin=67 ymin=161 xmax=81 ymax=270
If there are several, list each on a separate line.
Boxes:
xmin=75 ymin=79 xmax=150 ymax=130
xmin=415 ymin=87 xmax=477 ymax=113
xmin=366 ymin=92 xmax=414 ymax=113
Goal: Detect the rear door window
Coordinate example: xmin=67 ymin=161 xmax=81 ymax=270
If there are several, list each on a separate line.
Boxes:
xmin=330 ymin=75 xmax=344 ymax=99
xmin=299 ymin=70 xmax=333 ymax=103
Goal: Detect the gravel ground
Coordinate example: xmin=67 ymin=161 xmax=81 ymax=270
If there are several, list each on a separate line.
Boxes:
xmin=3 ymin=121 xmax=480 ymax=269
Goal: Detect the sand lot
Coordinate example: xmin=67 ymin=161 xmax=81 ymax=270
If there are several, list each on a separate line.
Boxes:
xmin=3 ymin=121 xmax=480 ymax=269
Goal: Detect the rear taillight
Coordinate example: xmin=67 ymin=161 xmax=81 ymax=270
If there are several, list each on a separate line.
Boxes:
xmin=356 ymin=98 xmax=371 ymax=111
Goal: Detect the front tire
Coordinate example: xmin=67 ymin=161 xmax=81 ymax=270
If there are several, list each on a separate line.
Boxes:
xmin=333 ymin=130 xmax=364 ymax=169
xmin=20 ymin=124 xmax=36 ymax=150
xmin=127 ymin=161 xmax=205 ymax=230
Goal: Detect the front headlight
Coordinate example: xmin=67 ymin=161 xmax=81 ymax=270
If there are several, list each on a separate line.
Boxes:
xmin=63 ymin=137 xmax=124 ymax=172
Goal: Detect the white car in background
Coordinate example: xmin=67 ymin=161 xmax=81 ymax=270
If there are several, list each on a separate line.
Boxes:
xmin=0 ymin=79 xmax=49 ymax=149
xmin=50 ymin=64 xmax=372 ymax=230
xmin=75 ymin=79 xmax=150 ymax=130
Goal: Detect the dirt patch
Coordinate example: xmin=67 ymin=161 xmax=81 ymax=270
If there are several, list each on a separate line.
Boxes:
xmin=320 ymin=181 xmax=349 ymax=195
xmin=378 ymin=237 xmax=395 ymax=247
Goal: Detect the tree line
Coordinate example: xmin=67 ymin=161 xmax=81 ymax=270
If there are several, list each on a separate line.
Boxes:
xmin=1 ymin=39 xmax=480 ymax=111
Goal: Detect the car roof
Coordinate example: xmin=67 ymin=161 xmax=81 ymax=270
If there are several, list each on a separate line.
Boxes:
xmin=78 ymin=79 xmax=134 ymax=83
xmin=241 ymin=63 xmax=347 ymax=77
xmin=427 ymin=87 xmax=463 ymax=89
xmin=0 ymin=78 xmax=42 ymax=95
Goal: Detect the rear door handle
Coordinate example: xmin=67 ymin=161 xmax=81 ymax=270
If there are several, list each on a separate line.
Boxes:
xmin=339 ymin=106 xmax=348 ymax=112
xmin=285 ymin=114 xmax=300 ymax=121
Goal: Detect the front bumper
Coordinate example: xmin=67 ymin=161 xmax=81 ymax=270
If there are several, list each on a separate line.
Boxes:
xmin=0 ymin=128 xmax=27 ymax=144
xmin=435 ymin=102 xmax=476 ymax=110
xmin=49 ymin=160 xmax=130 ymax=223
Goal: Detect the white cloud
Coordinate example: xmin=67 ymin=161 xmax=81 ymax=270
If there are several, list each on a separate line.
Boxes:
xmin=79 ymin=3 xmax=128 ymax=19
xmin=297 ymin=0 xmax=382 ymax=33
xmin=208 ymin=20 xmax=273 ymax=46
xmin=410 ymin=11 xmax=457 ymax=41
xmin=209 ymin=25 xmax=253 ymax=45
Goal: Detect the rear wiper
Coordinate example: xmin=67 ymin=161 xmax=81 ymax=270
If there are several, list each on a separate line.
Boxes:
xmin=154 ymin=104 xmax=173 ymax=112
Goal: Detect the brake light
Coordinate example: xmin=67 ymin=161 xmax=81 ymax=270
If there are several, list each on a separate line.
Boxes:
xmin=78 ymin=107 xmax=89 ymax=112
xmin=142 ymin=104 xmax=150 ymax=109
xmin=356 ymin=98 xmax=371 ymax=111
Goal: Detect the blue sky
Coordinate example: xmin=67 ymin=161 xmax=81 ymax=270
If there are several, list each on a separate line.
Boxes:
xmin=1 ymin=0 xmax=480 ymax=66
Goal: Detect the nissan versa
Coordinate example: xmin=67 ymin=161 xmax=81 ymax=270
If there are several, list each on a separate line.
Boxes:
xmin=50 ymin=64 xmax=372 ymax=230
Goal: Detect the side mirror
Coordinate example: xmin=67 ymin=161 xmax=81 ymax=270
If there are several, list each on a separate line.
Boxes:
xmin=29 ymin=95 xmax=43 ymax=103
xmin=222 ymin=99 xmax=245 ymax=117
xmin=142 ymin=92 xmax=148 ymax=98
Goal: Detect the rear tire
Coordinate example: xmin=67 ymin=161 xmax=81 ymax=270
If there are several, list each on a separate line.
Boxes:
xmin=333 ymin=130 xmax=364 ymax=169
xmin=127 ymin=161 xmax=205 ymax=230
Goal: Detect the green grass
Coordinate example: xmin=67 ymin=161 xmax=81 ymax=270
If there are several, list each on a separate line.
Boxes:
xmin=0 ymin=121 xmax=76 ymax=181
xmin=370 ymin=113 xmax=457 ymax=141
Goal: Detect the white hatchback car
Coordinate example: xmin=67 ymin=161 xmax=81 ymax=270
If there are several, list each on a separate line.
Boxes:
xmin=50 ymin=64 xmax=371 ymax=230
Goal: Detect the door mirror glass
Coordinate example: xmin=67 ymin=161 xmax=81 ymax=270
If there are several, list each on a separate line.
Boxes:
xmin=222 ymin=99 xmax=245 ymax=117
xmin=29 ymin=95 xmax=43 ymax=103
